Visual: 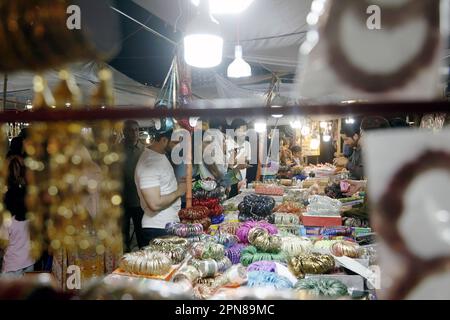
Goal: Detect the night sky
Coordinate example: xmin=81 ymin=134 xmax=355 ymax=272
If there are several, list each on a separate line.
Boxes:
xmin=109 ymin=0 xmax=182 ymax=87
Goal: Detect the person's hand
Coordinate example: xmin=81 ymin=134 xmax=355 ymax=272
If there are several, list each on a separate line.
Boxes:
xmin=177 ymin=177 xmax=187 ymax=197
xmin=234 ymin=163 xmax=249 ymax=171
xmin=333 ymin=157 xmax=349 ymax=167
xmin=342 ymin=180 xmax=364 ymax=196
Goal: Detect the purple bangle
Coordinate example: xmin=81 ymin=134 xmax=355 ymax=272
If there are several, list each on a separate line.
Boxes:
xmin=236 ymin=221 xmax=278 ymax=243
xmin=225 ymin=243 xmax=247 ymax=265
xmin=247 ymin=261 xmax=277 ymax=273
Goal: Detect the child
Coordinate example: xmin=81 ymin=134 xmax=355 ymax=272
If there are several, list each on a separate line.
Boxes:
xmin=0 ymin=210 xmax=35 ymax=276
xmin=1 ymin=136 xmax=34 ymax=276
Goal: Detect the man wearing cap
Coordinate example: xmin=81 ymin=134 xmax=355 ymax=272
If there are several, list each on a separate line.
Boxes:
xmin=135 ymin=126 xmax=186 ymax=245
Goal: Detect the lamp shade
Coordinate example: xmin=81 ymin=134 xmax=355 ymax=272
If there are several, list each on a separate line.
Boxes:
xmin=191 ymin=0 xmax=255 ymax=14
xmin=184 ymin=1 xmax=223 ymax=68
xmin=227 ymin=45 xmax=252 ymax=78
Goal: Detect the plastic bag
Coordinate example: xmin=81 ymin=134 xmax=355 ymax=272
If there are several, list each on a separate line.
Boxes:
xmin=307 ymin=195 xmax=342 ymax=216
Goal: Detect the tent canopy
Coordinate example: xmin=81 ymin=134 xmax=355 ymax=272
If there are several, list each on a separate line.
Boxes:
xmin=132 ymin=0 xmax=311 ymax=73
xmin=0 ymin=62 xmax=158 ymax=109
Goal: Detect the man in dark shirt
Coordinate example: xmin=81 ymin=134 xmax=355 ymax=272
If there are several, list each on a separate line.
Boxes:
xmin=122 ymin=120 xmax=145 ymax=251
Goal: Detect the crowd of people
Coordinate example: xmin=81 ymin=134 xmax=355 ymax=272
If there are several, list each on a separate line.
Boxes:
xmin=0 ymin=116 xmax=409 ymax=288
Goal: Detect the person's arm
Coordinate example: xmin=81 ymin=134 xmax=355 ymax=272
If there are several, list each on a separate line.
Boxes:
xmin=140 ymin=179 xmax=186 ymax=212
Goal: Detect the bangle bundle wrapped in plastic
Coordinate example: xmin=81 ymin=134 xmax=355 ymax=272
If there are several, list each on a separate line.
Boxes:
xmin=218 ymin=222 xmax=241 ymax=235
xmin=247 ymin=261 xmax=277 ymax=273
xmin=238 ymin=194 xmax=276 ymax=220
xmin=193 ymin=186 xmax=224 ymax=200
xmin=211 ymin=214 xmax=225 ymax=225
xmin=186 ymin=234 xmax=214 ymax=244
xmin=172 ymin=265 xmax=200 ymax=285
xmin=144 ymin=238 xmax=188 ymax=264
xmin=280 ymin=236 xmax=313 ymax=258
xmin=150 ymin=236 xmax=189 ymax=249
xmin=213 ymin=233 xmax=239 ymax=249
xmin=120 ymin=251 xmax=172 ymax=276
xmin=166 ymin=222 xmax=204 ymax=237
xmin=330 ymin=240 xmax=361 ymax=258
xmin=247 ymin=227 xmax=282 ymax=253
xmin=288 ymin=253 xmax=335 ymax=278
xmin=240 ymin=246 xmax=286 ymax=267
xmin=190 ymin=242 xmax=225 ymax=260
xmin=181 ymin=218 xmax=211 ymax=231
xmin=275 ymin=202 xmax=303 ymax=215
xmin=236 ymin=221 xmax=278 ymax=244
xmin=192 ymin=199 xmax=223 ymax=217
xmin=225 ymin=243 xmax=247 ymax=265
xmin=190 ymin=257 xmax=232 ymax=278
xmin=247 ymin=271 xmax=293 ymax=290
xmin=277 ymin=225 xmax=300 ymax=236
xmin=238 ymin=211 xmax=275 ymax=222
xmin=294 ymin=278 xmax=348 ymax=298
xmin=178 ymin=206 xmax=210 ymax=220
xmin=269 ymin=213 xmax=300 ymax=225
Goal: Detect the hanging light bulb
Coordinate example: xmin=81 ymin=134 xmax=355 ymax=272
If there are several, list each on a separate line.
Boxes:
xmin=320 ymin=121 xmax=328 ymax=129
xmin=191 ymin=0 xmax=255 ymax=14
xmin=184 ymin=0 xmax=223 ymax=68
xmin=323 ymin=133 xmax=331 ymax=142
xmin=227 ymin=45 xmax=252 ymax=78
xmin=255 ymin=121 xmax=267 ymax=133
xmin=290 ymin=120 xmax=302 ymax=129
xmin=301 ymin=125 xmax=311 ymax=136
xmin=345 ymin=117 xmax=355 ymax=124
xmin=189 ymin=117 xmax=199 ymax=127
xmin=25 ymin=100 xmax=33 ymax=110
xmin=270 ymin=94 xmax=286 ymax=118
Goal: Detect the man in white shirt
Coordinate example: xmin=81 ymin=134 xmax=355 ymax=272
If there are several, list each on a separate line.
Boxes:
xmin=135 ymin=128 xmax=186 ymax=245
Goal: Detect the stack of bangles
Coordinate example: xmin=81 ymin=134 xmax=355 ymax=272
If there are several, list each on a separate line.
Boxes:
xmin=192 ymin=199 xmax=223 ymax=217
xmin=210 ymin=215 xmax=225 ymax=225
xmin=240 ymin=246 xmax=286 ymax=267
xmin=190 ymin=257 xmax=232 ymax=277
xmin=218 ymin=222 xmax=241 ymax=235
xmin=236 ymin=221 xmax=278 ymax=244
xmin=288 ymin=253 xmax=335 ymax=278
xmin=172 ymin=265 xmax=200 ymax=285
xmin=186 ymin=234 xmax=214 ymax=243
xmin=166 ymin=222 xmax=204 ymax=237
xmin=247 ymin=227 xmax=282 ymax=253
xmin=247 ymin=261 xmax=277 ymax=273
xmin=190 ymin=242 xmax=225 ymax=260
xmin=330 ymin=240 xmax=361 ymax=258
xmin=181 ymin=218 xmax=211 ymax=231
xmin=269 ymin=213 xmax=300 ymax=225
xmin=120 ymin=251 xmax=172 ymax=276
xmin=247 ymin=271 xmax=293 ymax=290
xmin=277 ymin=225 xmax=300 ymax=236
xmin=213 ymin=233 xmax=239 ymax=248
xmin=225 ymin=243 xmax=247 ymax=265
xmin=178 ymin=206 xmax=209 ymax=220
xmin=280 ymin=236 xmax=313 ymax=258
xmin=144 ymin=245 xmax=187 ymax=264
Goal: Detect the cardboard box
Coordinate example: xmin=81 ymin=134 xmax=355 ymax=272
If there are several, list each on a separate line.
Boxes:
xmin=302 ymin=214 xmax=342 ymax=227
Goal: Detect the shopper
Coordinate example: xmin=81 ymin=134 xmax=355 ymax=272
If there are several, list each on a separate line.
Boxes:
xmin=228 ymin=119 xmax=252 ymax=198
xmin=290 ymin=145 xmax=303 ymax=166
xmin=135 ymin=128 xmax=186 ymax=245
xmin=1 ymin=137 xmax=34 ymax=276
xmin=122 ymin=120 xmax=145 ymax=251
